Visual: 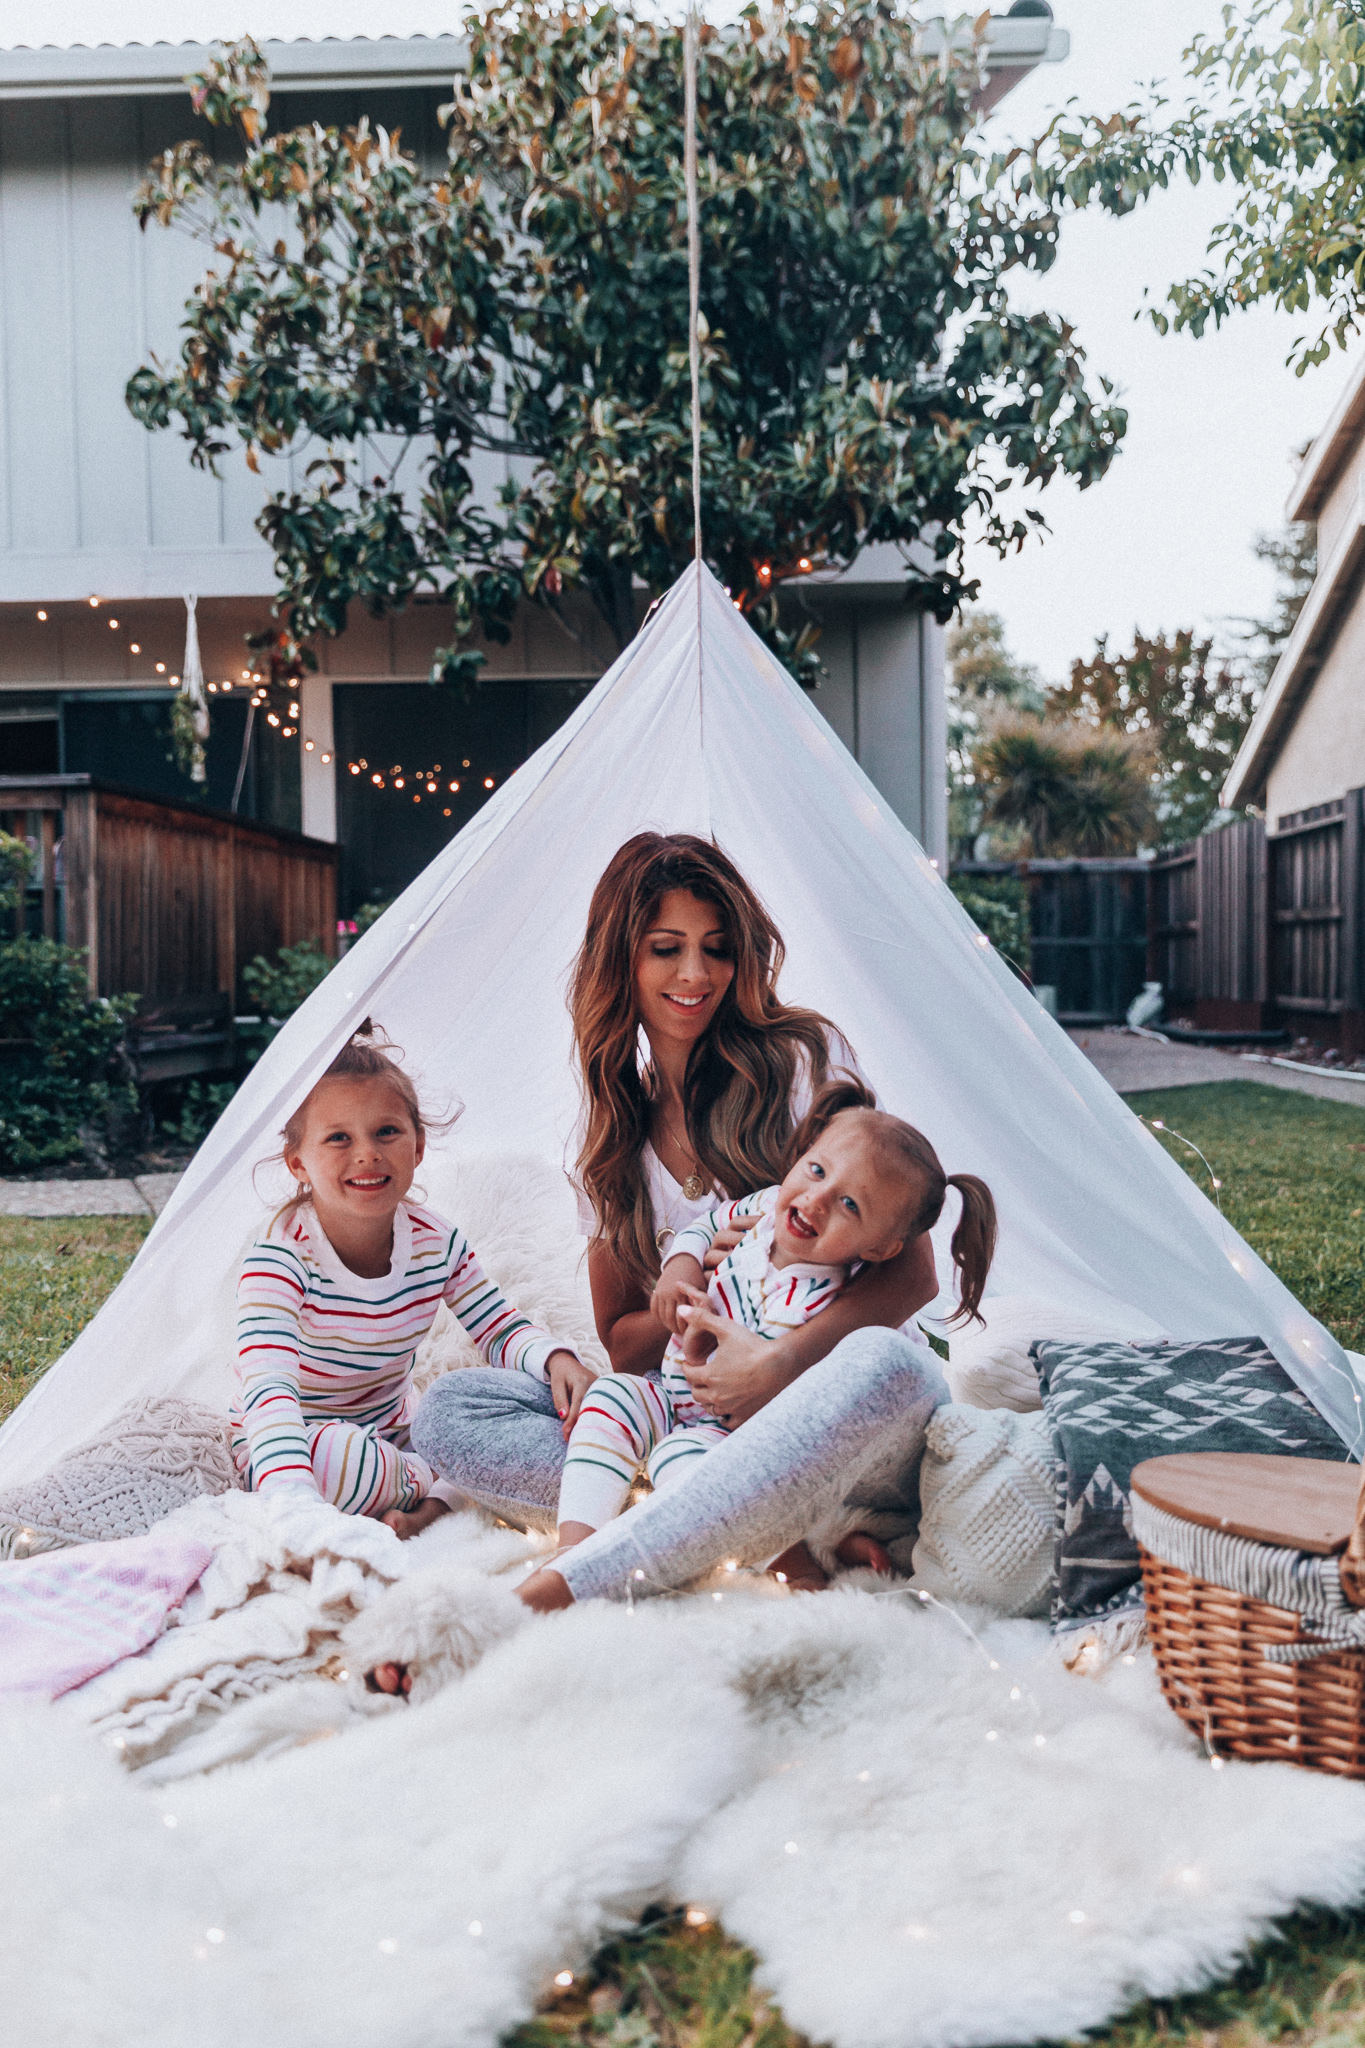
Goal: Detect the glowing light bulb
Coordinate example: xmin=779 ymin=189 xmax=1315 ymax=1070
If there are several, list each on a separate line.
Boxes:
xmin=206 ymin=1928 xmax=225 ymax=1945
xmin=109 ymin=617 xmax=118 ymax=628
xmin=36 ymin=609 xmax=46 ymax=620
xmin=685 ymin=1907 xmax=709 ymax=1927
xmin=484 ymin=777 xmax=495 ymax=788
xmin=774 ymin=1571 xmax=787 ymax=1583
xmin=554 ymin=1971 xmax=574 ymax=1988
xmin=985 ymin=1730 xmax=998 ymax=1742
xmin=724 ymin=1560 xmax=738 ymax=1572
xmin=395 ymin=777 xmax=405 ymax=789
xmin=798 ymin=556 xmax=812 ymax=572
xmin=468 ymin=1920 xmax=483 ymax=1936
xmin=89 ymin=595 xmax=99 ymax=607
xmin=155 ymin=662 xmax=166 ymax=673
xmin=322 ymin=752 xmax=331 ymax=763
xmin=305 ymin=739 xmax=315 ymax=751
xmin=784 ymin=1841 xmax=799 ymax=1855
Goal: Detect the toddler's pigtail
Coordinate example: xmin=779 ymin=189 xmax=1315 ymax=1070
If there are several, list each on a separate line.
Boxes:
xmin=944 ymin=1174 xmax=997 ymax=1327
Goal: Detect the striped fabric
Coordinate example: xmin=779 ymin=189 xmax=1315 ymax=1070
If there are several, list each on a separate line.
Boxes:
xmin=1131 ymin=1492 xmax=1365 ymax=1664
xmin=662 ymin=1185 xmax=846 ymax=1415
xmin=232 ymin=1200 xmax=567 ymax=1511
xmin=556 ymin=1185 xmax=849 ymax=1534
xmin=558 ymin=1373 xmax=730 ymax=1531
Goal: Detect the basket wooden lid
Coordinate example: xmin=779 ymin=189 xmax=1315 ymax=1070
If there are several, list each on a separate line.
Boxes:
xmin=1130 ymin=1452 xmax=1364 ymax=1556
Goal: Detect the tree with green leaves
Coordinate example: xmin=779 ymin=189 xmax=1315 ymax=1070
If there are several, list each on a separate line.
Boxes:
xmin=1050 ymin=629 xmax=1262 ymax=843
xmin=973 ymin=712 xmax=1157 ymax=859
xmin=1027 ymin=2 xmax=1365 ymax=374
xmin=128 ymin=6 xmax=1126 ymax=688
xmin=1239 ymin=522 xmax=1318 ymax=689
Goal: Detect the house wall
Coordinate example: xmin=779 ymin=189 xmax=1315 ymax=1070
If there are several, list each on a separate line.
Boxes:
xmin=1264 ymin=592 xmax=1365 ymax=827
xmin=1313 ymin=434 xmax=1365 ymax=566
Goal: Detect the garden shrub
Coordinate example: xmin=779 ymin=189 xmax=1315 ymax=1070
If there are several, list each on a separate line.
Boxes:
xmin=947 ymin=874 xmax=1033 ymax=975
xmin=0 ymin=939 xmax=138 ymax=1170
xmin=159 ymin=1079 xmax=237 ymax=1148
xmin=241 ymin=937 xmax=333 ymax=1023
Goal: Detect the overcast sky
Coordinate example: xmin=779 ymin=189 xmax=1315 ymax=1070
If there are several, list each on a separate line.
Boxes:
xmin=0 ymin=1 xmax=1340 ymax=685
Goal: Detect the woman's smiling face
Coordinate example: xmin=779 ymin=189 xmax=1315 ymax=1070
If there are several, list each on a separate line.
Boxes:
xmin=634 ymin=888 xmax=736 ymax=1051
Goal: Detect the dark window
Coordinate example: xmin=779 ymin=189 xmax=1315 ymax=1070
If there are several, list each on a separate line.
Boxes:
xmin=0 ymin=718 xmax=59 ymax=775
xmin=333 ymin=678 xmax=592 ymax=914
xmin=59 ymin=693 xmax=300 ymax=830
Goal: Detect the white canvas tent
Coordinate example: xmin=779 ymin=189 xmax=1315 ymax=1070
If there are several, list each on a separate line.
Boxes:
xmin=1 ymin=563 xmax=1359 ymax=1488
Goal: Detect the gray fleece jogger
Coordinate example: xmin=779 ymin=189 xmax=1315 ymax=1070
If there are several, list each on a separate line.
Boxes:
xmin=410 ymin=1327 xmax=947 ymax=1602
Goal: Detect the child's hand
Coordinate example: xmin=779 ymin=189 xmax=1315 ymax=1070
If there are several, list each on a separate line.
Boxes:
xmin=650 ymin=1253 xmax=706 ymax=1335
xmin=548 ymin=1351 xmax=597 ymax=1439
xmin=702 ymin=1214 xmax=759 ymax=1271
xmin=677 ymin=1294 xmax=719 ymax=1365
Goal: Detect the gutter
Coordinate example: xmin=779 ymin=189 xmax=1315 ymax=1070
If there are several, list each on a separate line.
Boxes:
xmin=0 ymin=35 xmax=465 ymax=101
xmin=0 ymin=16 xmax=1067 ymax=105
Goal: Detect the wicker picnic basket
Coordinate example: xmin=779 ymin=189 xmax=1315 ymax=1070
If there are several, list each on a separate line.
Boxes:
xmin=1131 ymin=1452 xmax=1365 ymax=1777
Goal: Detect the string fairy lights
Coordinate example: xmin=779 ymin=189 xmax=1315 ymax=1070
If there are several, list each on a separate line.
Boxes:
xmin=343 ymin=756 xmax=494 ymax=802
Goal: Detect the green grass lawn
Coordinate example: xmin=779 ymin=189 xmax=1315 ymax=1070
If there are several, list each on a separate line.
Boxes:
xmin=5 ymin=1081 xmax=1365 ymax=2048
xmin=0 ymin=1215 xmax=149 ymax=1425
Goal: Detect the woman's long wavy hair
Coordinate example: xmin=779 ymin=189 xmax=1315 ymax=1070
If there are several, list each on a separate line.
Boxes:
xmin=571 ymin=833 xmax=844 ymax=1296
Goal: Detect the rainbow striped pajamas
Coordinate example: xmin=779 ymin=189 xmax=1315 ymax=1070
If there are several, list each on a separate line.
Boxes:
xmin=232 ymin=1200 xmax=571 ymax=1518
xmin=558 ymin=1185 xmax=847 ymax=1532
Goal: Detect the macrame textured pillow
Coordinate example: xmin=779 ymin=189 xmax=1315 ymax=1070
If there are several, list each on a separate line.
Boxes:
xmin=0 ymin=1395 xmax=240 ymax=1559
xmin=909 ymin=1404 xmax=1056 ymax=1618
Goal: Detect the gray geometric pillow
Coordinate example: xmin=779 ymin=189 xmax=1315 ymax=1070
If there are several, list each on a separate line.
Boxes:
xmin=0 ymin=1394 xmax=241 ymax=1559
xmin=1032 ymin=1335 xmax=1350 ymax=1636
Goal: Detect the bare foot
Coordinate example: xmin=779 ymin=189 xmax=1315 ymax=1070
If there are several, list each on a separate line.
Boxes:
xmin=767 ymin=1541 xmax=829 ymax=1592
xmin=835 ymin=1531 xmax=893 ymax=1575
xmin=381 ymin=1497 xmax=452 ymax=1542
xmin=366 ymin=1661 xmax=412 ymax=1696
xmin=517 ymin=1566 xmax=575 ymax=1612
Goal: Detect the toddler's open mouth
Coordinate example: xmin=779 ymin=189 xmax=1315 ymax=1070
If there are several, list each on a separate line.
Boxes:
xmin=785 ymin=1206 xmax=818 ymax=1242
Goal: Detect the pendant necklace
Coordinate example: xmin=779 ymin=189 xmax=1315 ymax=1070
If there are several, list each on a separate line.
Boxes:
xmin=660 ymin=1107 xmax=707 ymax=1203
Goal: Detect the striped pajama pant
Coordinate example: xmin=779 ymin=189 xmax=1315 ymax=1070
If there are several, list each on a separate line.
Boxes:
xmin=232 ymin=1418 xmax=438 ymax=1518
xmin=558 ymin=1373 xmax=731 ymax=1532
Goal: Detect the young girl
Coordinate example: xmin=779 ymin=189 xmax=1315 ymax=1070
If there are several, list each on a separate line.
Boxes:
xmin=232 ymin=1024 xmax=595 ymax=1539
xmin=518 ymin=1081 xmax=996 ymax=1608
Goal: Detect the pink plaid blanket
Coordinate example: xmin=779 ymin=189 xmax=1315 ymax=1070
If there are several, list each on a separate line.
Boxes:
xmin=0 ymin=1529 xmax=214 ymax=1701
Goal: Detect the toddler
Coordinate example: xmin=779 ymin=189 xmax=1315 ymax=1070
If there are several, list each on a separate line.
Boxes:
xmin=232 ymin=1023 xmax=594 ymax=1538
xmin=519 ymin=1079 xmax=996 ymax=1600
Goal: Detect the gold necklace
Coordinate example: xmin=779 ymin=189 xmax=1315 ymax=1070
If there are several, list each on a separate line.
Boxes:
xmin=659 ymin=1107 xmax=707 ymax=1203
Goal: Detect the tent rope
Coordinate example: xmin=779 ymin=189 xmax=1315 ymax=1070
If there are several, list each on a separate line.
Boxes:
xmin=684 ymin=4 xmax=702 ymax=563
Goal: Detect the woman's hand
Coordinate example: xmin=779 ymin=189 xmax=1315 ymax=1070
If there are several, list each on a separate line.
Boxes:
xmin=548 ymin=1351 xmax=597 ymax=1439
xmin=677 ymin=1308 xmax=781 ymax=1427
xmin=650 ymin=1253 xmax=706 ymax=1335
xmin=701 ymin=1215 xmax=759 ymax=1272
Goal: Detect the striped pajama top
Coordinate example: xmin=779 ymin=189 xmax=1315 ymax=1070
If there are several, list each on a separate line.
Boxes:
xmin=233 ymin=1199 xmax=567 ymax=1491
xmin=661 ymin=1185 xmax=849 ymax=1417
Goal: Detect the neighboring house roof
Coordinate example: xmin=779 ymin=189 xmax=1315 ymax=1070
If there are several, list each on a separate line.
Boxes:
xmin=1222 ymin=476 xmax=1365 ymax=808
xmin=1223 ymin=349 xmax=1365 ymax=807
xmin=0 ymin=14 xmax=1066 ymax=103
xmin=1286 ymin=349 xmax=1365 ymax=523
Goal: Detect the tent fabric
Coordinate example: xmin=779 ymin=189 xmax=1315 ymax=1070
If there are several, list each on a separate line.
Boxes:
xmin=0 ymin=563 xmax=1358 ymax=1490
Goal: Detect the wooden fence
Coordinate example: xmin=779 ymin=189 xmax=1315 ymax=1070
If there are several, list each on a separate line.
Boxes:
xmin=0 ymin=775 xmax=337 ymax=1075
xmin=953 ymin=858 xmax=1150 ymax=1024
xmin=1148 ymin=796 xmax=1365 ymax=1052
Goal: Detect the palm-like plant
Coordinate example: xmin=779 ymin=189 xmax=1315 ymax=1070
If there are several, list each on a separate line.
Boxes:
xmin=974 ymin=713 xmax=1157 ymax=857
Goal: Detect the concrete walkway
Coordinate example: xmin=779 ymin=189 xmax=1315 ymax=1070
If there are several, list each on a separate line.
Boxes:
xmin=0 ymin=1172 xmax=183 ymax=1219
xmin=1069 ymin=1029 xmax=1365 ymax=1107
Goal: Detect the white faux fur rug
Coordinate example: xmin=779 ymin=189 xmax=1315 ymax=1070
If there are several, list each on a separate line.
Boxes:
xmin=7 ymin=1505 xmax=1365 ymax=2048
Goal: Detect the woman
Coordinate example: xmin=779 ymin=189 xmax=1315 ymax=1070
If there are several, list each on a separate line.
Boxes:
xmin=412 ymin=833 xmax=945 ymax=1599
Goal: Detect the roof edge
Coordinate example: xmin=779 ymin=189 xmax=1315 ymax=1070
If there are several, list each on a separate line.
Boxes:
xmin=1287 ymin=351 xmax=1365 ymax=523
xmin=1223 ymin=485 xmax=1365 ymax=807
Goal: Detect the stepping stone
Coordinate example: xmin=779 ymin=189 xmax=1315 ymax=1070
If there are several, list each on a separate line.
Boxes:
xmin=0 ymin=1180 xmax=151 ymax=1218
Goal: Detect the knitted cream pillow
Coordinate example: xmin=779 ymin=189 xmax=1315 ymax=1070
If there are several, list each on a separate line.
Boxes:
xmin=909 ymin=1404 xmax=1057 ymax=1618
xmin=0 ymin=1395 xmax=240 ymax=1559
xmin=946 ymin=1293 xmax=1164 ymax=1412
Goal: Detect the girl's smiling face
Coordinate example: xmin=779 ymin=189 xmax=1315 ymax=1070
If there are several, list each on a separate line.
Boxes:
xmin=772 ymin=1117 xmax=914 ymax=1270
xmin=284 ymin=1075 xmax=424 ymax=1227
xmin=633 ymin=888 xmax=736 ymax=1051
